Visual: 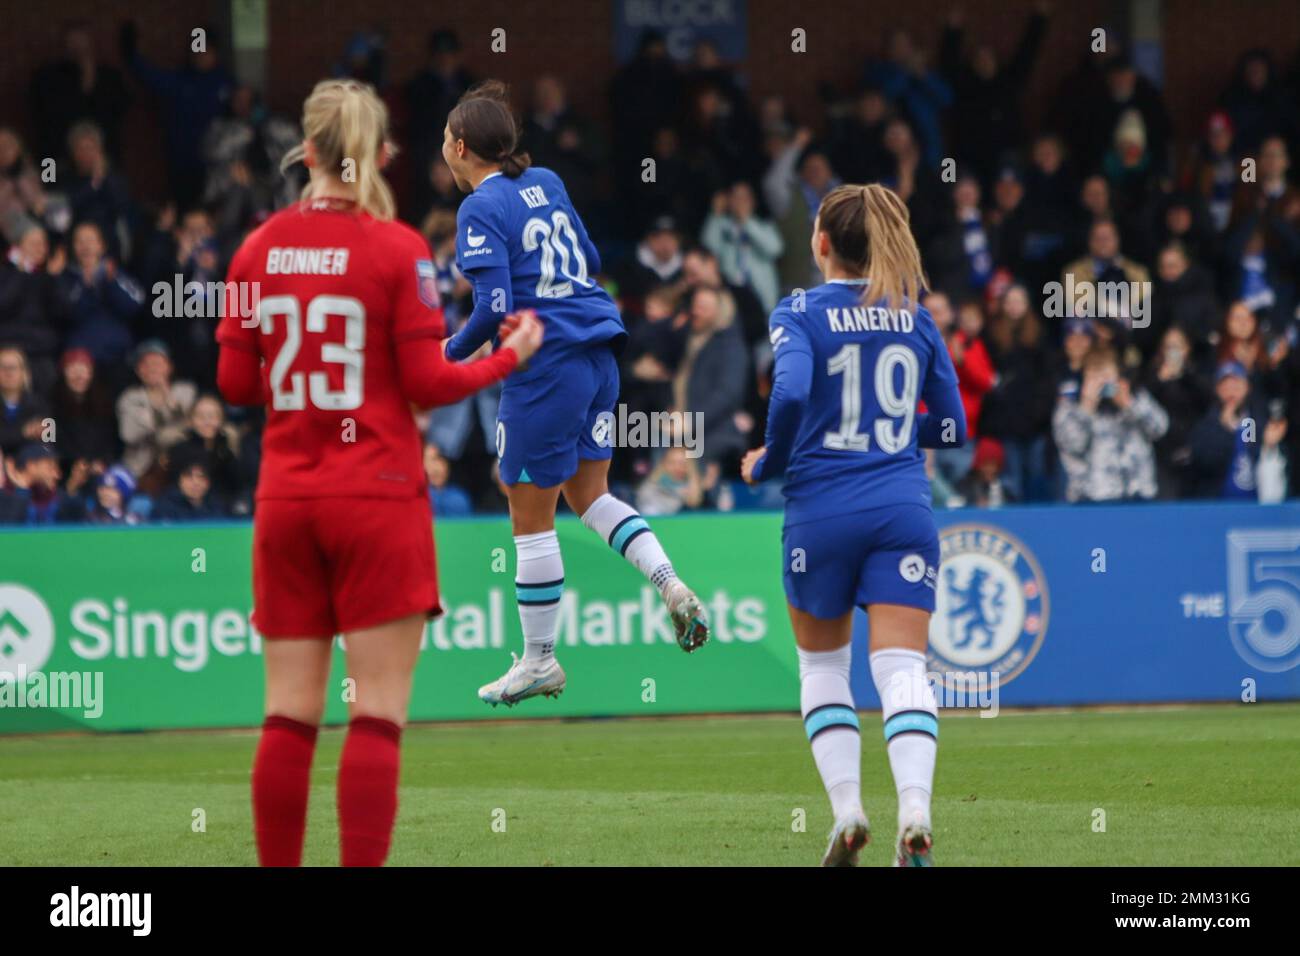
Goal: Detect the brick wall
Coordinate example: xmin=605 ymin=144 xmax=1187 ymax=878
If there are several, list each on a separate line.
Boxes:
xmin=1 ymin=0 xmax=1295 ymax=204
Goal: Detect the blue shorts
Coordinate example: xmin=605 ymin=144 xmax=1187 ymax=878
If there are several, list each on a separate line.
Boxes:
xmin=782 ymin=503 xmax=940 ymax=618
xmin=496 ymin=347 xmax=619 ymax=487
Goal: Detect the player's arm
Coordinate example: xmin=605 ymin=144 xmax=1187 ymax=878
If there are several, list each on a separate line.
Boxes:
xmin=446 ymin=200 xmax=512 ymax=361
xmin=749 ymin=309 xmax=814 ymax=482
xmin=916 ymin=324 xmax=967 ymax=449
xmin=398 ymin=311 xmax=542 ymax=409
xmin=214 ymin=247 xmax=266 ymax=407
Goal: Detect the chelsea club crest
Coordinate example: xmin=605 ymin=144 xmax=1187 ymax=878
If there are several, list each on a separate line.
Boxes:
xmin=929 ymin=524 xmax=1049 ymax=690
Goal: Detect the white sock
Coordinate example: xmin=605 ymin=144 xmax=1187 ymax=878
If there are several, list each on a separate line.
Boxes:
xmin=514 ymin=531 xmax=564 ymax=662
xmin=580 ymin=493 xmax=678 ymax=595
xmin=870 ymin=648 xmax=937 ymax=831
xmin=798 ymin=645 xmax=862 ymax=821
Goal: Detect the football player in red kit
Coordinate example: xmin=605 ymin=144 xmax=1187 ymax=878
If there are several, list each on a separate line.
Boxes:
xmin=215 ymin=79 xmax=542 ymax=867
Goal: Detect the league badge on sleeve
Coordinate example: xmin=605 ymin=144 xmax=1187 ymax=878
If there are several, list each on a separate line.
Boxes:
xmin=415 ymin=259 xmax=441 ymax=309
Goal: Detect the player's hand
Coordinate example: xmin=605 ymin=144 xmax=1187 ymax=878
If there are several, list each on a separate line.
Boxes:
xmin=741 ymin=446 xmax=766 ymax=486
xmin=501 ymin=309 xmax=543 ymax=365
xmin=498 ymin=310 xmax=524 ymax=338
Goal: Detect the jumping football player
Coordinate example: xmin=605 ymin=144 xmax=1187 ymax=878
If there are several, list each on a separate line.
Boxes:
xmin=440 ymin=81 xmax=710 ymax=708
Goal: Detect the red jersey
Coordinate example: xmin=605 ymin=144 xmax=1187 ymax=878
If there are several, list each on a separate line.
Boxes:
xmin=216 ymin=199 xmax=515 ymax=500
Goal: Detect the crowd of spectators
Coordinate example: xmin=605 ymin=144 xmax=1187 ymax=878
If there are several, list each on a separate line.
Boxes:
xmin=2 ymin=12 xmax=1298 ymax=527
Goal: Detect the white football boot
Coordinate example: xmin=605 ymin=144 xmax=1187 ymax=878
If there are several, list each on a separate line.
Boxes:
xmin=893 ymin=820 xmax=935 ymax=867
xmin=664 ymin=580 xmax=710 ymax=653
xmin=477 ymin=653 xmax=566 ymax=708
xmin=821 ymin=810 xmax=871 ymax=867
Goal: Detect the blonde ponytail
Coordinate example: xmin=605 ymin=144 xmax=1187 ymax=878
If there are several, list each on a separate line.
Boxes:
xmin=817 ymin=183 xmax=928 ymax=310
xmin=282 ymin=79 xmax=396 ymax=221
xmin=860 ymin=184 xmax=926 ymax=310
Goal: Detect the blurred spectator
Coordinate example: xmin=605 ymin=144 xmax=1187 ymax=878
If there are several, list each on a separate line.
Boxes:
xmin=28 ymin=21 xmax=129 ymax=161
xmin=951 ymin=298 xmax=997 ymax=445
xmin=1099 ymin=58 xmax=1171 ymax=175
xmin=85 ymin=464 xmax=144 ymax=525
xmin=139 ymin=207 xmax=223 ymax=386
xmin=50 ymin=347 xmax=117 ymax=470
xmin=1 ymin=443 xmax=85 ymax=524
xmin=201 ymin=85 xmax=300 ymax=238
xmin=1189 ymin=360 xmax=1287 ymax=499
xmin=674 ymin=285 xmax=750 ymax=480
xmin=956 ymin=436 xmax=1017 ymax=508
xmin=0 ymin=126 xmax=72 ymax=243
xmin=863 ymin=29 xmax=952 ymax=167
xmin=610 ymin=31 xmax=683 ymax=234
xmin=701 ymin=181 xmax=783 ymax=312
xmin=167 ymin=393 xmax=243 ymax=508
xmin=1216 ymin=300 xmax=1286 ymax=401
xmin=631 ymin=126 xmax=693 ymax=237
xmin=827 ymin=87 xmax=891 ymax=185
xmin=636 ymin=447 xmax=704 ymax=515
xmin=1146 ymin=241 xmax=1219 ymax=360
xmin=926 ymin=292 xmax=975 ymax=485
xmin=523 ymin=76 xmax=604 ymax=216
xmin=680 ymin=84 xmax=763 ymax=228
xmin=1225 ymin=136 xmax=1300 ymax=326
xmin=116 ymin=340 xmax=196 ymax=484
xmin=58 ymin=220 xmax=145 ymax=365
xmin=1220 ymin=49 xmax=1293 ymax=155
xmin=119 ymin=20 xmax=234 ymax=208
xmin=1149 ymin=192 xmax=1216 ymax=269
xmin=928 ymin=175 xmax=993 ymax=297
xmin=979 ymin=285 xmax=1054 ymax=500
xmin=65 ymin=121 xmax=134 ymax=260
xmin=683 ymin=241 xmax=766 ymax=336
xmin=1059 ymin=219 xmax=1151 ymax=333
xmin=0 ymin=346 xmax=50 ymax=456
xmin=407 ymin=29 xmax=475 ymax=216
xmin=424 ymin=442 xmax=472 ymax=517
xmin=1182 ymin=111 xmax=1239 ymax=233
xmin=1053 ymin=346 xmax=1168 ymax=502
xmin=615 ymin=216 xmax=683 ymax=318
xmin=1101 ymin=109 xmax=1159 ymax=235
xmin=332 ymin=30 xmax=387 ymax=86
xmin=0 ymin=223 xmax=67 ymax=385
xmin=621 ymin=285 xmax=684 ymax=458
xmin=987 ymin=164 xmax=1030 ymax=280
xmin=1143 ymin=325 xmax=1210 ymax=498
xmin=764 ymin=133 xmax=839 ymax=290
xmin=940 ymin=4 xmax=1049 ymax=187
xmin=1018 ymin=134 xmax=1080 ymax=294
xmin=151 ymin=457 xmax=225 ymax=522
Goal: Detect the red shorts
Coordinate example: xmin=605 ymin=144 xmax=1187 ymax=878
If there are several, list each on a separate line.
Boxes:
xmin=252 ymin=495 xmax=441 ymax=638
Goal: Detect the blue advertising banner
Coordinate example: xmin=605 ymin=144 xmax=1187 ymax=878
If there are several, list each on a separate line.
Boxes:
xmin=613 ymin=0 xmax=748 ymax=63
xmin=849 ymin=502 xmax=1300 ymax=709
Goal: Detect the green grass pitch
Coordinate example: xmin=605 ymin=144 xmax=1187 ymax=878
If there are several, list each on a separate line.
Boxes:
xmin=2 ymin=703 xmax=1297 ymax=866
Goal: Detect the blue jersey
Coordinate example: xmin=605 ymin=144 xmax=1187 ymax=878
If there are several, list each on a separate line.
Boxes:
xmin=447 ymin=167 xmax=625 ymax=372
xmin=753 ymin=280 xmax=965 ymax=525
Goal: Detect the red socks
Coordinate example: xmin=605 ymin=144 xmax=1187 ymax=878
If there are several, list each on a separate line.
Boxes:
xmin=251 ymin=715 xmax=319 ymax=867
xmin=337 ymin=716 xmax=403 ymax=867
xmin=251 ymin=714 xmax=403 ymax=867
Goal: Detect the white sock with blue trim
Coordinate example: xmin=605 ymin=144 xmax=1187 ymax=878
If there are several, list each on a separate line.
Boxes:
xmin=515 ymin=531 xmax=564 ymax=661
xmin=798 ymin=645 xmax=862 ymax=821
xmin=580 ymin=494 xmax=678 ymax=596
xmin=870 ymin=648 xmax=937 ymax=830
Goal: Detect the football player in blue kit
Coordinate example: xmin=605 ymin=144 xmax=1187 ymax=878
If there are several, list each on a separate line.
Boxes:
xmin=440 ymin=82 xmax=710 ymax=708
xmin=742 ymin=184 xmax=966 ymax=867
